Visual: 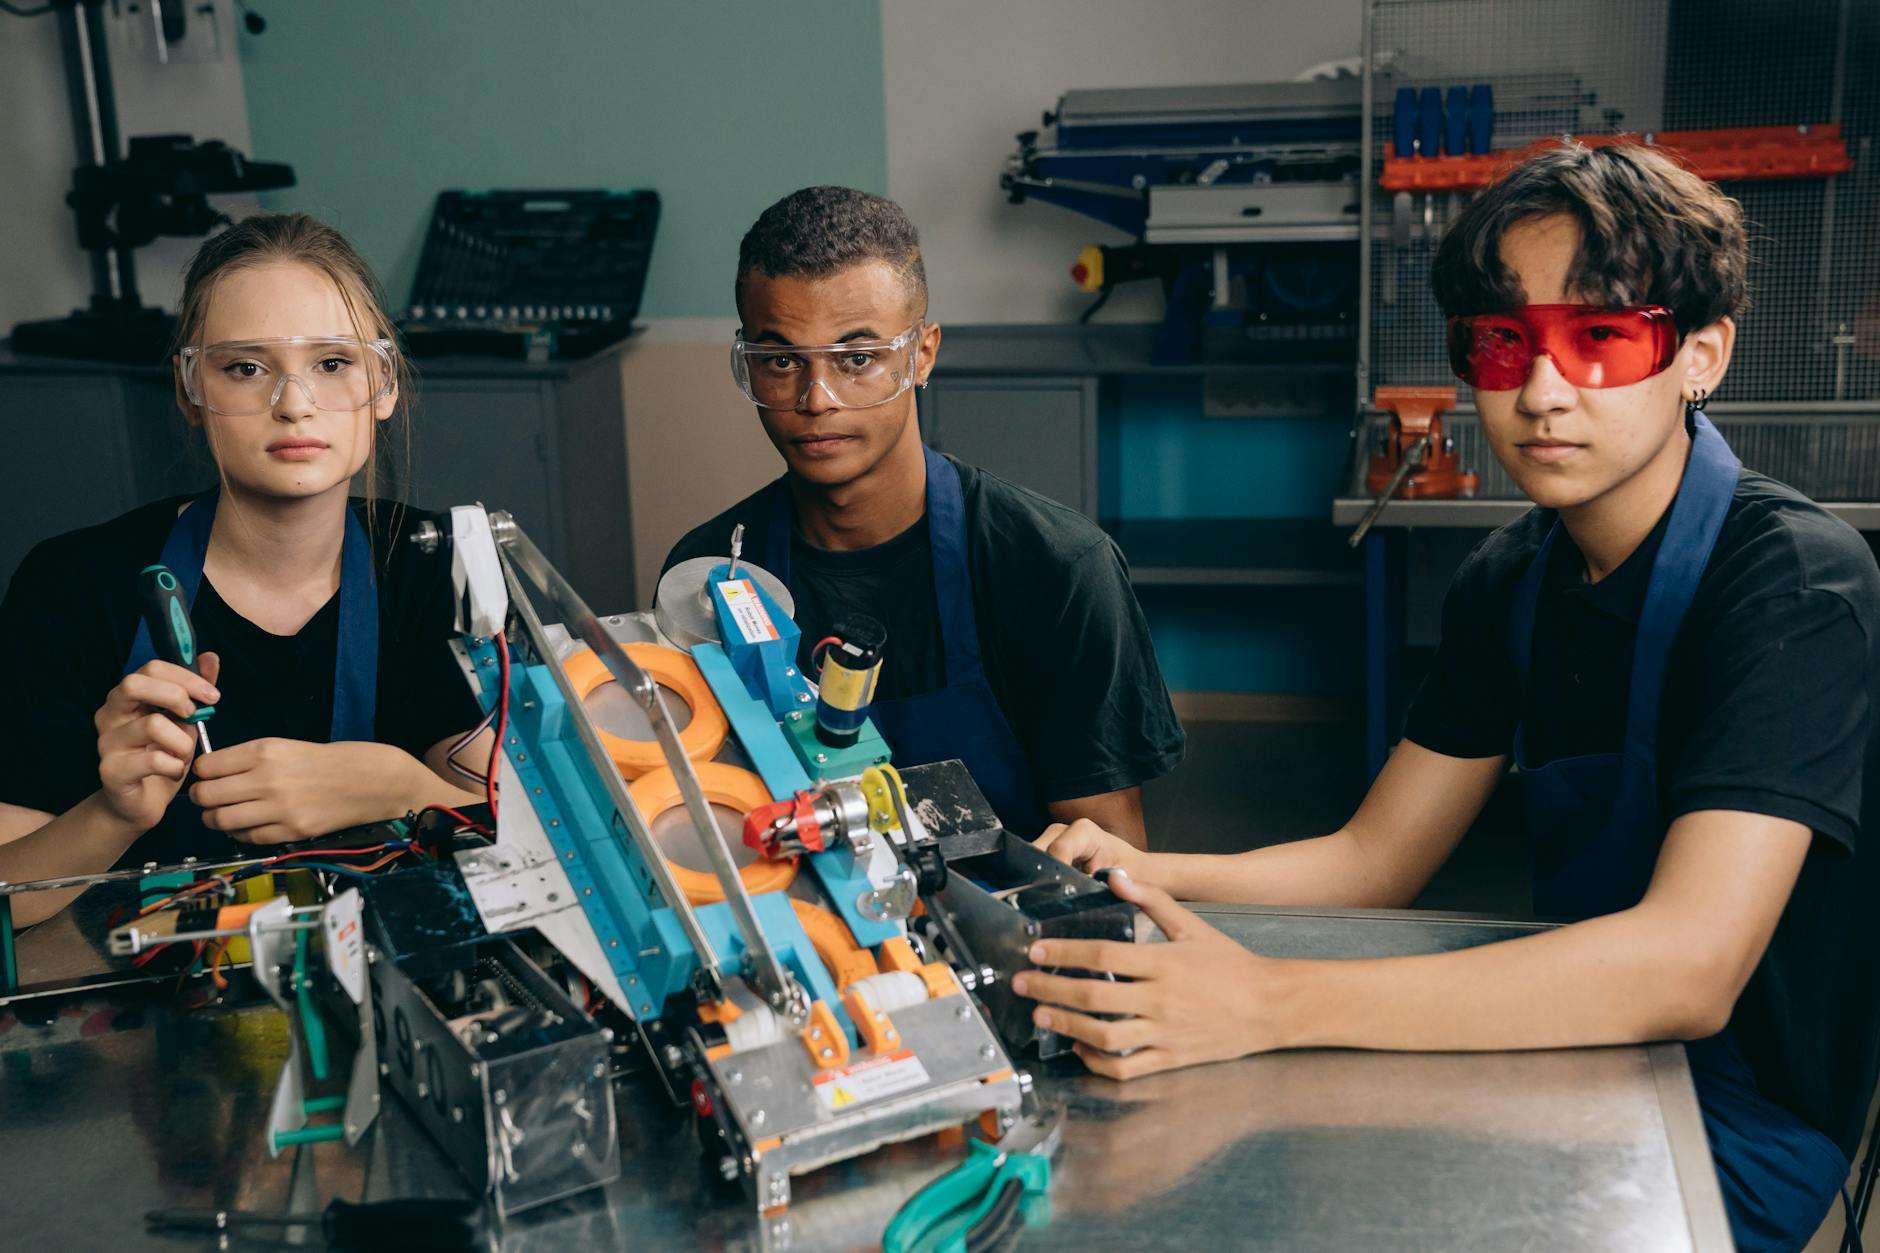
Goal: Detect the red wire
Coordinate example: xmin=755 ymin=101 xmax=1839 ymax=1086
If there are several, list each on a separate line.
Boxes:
xmin=416 ymin=804 xmax=491 ymax=836
xmin=810 ymin=635 xmax=843 ymax=677
xmin=486 ymin=631 xmax=509 ymax=821
xmin=336 ymin=848 xmax=410 ymax=874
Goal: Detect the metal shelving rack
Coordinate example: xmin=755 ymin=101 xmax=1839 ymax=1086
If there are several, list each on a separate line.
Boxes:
xmin=1344 ymin=0 xmax=1880 ymax=530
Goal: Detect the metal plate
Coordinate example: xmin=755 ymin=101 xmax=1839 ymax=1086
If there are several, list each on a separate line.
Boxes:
xmin=654 ymin=557 xmax=794 ymax=649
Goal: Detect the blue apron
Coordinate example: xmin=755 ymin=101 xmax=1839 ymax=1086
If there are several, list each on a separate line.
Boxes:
xmin=1507 ymin=413 xmax=1848 ymax=1252
xmin=122 ymin=488 xmax=379 ymax=861
xmin=766 ymin=447 xmax=1051 ymax=836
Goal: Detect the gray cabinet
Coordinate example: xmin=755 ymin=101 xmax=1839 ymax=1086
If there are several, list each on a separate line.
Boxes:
xmin=919 ymin=374 xmax=1098 ymax=517
xmin=0 ymin=365 xmax=216 ymax=592
xmin=404 ymin=378 xmax=564 ymax=566
xmin=1 ymin=347 xmax=632 ymax=608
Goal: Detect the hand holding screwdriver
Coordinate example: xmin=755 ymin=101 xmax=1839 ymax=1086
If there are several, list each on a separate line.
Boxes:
xmin=94 ymin=653 xmax=222 ymax=831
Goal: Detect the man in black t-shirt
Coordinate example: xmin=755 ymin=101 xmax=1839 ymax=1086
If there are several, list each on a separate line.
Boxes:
xmin=1027 ymin=146 xmax=1880 ymax=1253
xmin=664 ymin=187 xmax=1182 ymax=843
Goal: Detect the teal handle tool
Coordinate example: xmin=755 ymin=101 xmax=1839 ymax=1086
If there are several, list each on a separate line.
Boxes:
xmin=137 ymin=563 xmax=215 ymax=752
xmin=882 ymin=1138 xmax=1053 ymax=1253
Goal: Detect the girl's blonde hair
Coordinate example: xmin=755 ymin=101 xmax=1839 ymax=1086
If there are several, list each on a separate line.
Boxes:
xmin=172 ymin=212 xmax=413 ymax=544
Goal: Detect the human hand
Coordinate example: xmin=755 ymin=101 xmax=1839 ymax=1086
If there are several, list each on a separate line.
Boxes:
xmin=1033 ymin=817 xmax=1150 ymax=880
xmin=1011 ymin=868 xmax=1293 ymax=1079
xmin=190 ymin=738 xmax=405 ymax=844
xmin=94 ymin=654 xmax=221 ymax=830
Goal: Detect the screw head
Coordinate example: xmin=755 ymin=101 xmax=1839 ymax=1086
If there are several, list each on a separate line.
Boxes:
xmin=751 ymin=1109 xmax=767 ymax=1127
xmin=979 ymin=1044 xmax=997 ymax=1060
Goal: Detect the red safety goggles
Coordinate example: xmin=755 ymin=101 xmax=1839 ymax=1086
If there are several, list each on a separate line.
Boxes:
xmin=1446 ymin=304 xmax=1679 ymax=390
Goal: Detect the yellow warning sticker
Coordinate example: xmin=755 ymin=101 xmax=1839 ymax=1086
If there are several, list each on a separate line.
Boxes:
xmin=717 ymin=579 xmax=779 ymax=644
xmin=811 ymin=1047 xmax=930 ymax=1112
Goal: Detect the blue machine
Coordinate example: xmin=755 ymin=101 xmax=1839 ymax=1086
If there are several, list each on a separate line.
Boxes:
xmin=1000 ymin=79 xmax=1365 ymax=364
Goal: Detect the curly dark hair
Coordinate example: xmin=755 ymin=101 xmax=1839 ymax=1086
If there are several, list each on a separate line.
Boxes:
xmin=1431 ymin=142 xmax=1749 ymax=334
xmin=736 ymin=186 xmax=928 ymax=316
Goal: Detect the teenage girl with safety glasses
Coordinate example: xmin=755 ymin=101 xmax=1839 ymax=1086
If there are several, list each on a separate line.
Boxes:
xmin=0 ymin=214 xmax=490 ymax=925
xmin=1028 ymin=144 xmax=1880 ymax=1253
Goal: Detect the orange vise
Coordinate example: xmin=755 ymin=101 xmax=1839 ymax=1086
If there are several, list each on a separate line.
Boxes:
xmin=1365 ymin=386 xmax=1478 ymax=500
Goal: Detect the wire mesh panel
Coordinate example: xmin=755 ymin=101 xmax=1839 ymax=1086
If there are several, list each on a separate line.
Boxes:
xmin=1361 ymin=0 xmax=1880 ymax=419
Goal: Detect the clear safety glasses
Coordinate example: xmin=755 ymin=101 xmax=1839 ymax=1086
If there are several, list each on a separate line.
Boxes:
xmin=178 ymin=336 xmax=398 ymax=417
xmin=1447 ymin=304 xmax=1679 ymax=391
xmin=730 ymin=323 xmax=923 ymax=411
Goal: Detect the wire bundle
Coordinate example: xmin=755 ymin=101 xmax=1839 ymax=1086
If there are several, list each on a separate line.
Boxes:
xmin=444 ymin=631 xmax=510 ymax=823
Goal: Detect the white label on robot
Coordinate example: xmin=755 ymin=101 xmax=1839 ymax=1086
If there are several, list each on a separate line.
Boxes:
xmin=811 ymin=1048 xmax=932 ymax=1111
xmin=717 ymin=579 xmax=780 ymax=644
xmin=323 ymin=888 xmax=367 ymax=1003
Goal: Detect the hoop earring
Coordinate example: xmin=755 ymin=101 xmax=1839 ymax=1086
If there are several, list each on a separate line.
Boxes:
xmin=1684 ymin=387 xmax=1710 ymax=421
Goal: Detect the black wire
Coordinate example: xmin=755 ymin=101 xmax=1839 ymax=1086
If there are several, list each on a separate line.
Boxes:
xmin=0 ymin=0 xmax=55 ymax=16
xmin=1077 ymin=287 xmax=1113 ymax=325
xmin=964 ymin=1178 xmax=1027 ymax=1252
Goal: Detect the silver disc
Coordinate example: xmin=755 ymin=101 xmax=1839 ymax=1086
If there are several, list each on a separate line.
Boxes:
xmin=653 ymin=555 xmax=794 ymax=648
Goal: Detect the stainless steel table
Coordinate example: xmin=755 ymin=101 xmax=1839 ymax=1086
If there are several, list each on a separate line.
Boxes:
xmin=0 ymin=902 xmax=1731 ymax=1251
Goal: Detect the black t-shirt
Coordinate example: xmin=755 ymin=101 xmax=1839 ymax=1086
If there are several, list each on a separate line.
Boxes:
xmin=0 ymin=496 xmax=485 ymax=868
xmin=664 ymin=455 xmax=1186 ymax=807
xmin=1405 ymin=467 xmax=1880 ymax=1158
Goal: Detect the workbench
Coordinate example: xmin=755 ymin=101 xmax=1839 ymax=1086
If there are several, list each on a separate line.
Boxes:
xmin=1 ymin=899 xmax=1729 ymax=1250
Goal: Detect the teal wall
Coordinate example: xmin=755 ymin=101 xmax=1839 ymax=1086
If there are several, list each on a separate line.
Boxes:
xmin=1100 ymin=377 xmax=1360 ymax=696
xmin=238 ymin=1 xmax=888 ymax=318
xmin=1108 ymin=377 xmax=1350 ymax=519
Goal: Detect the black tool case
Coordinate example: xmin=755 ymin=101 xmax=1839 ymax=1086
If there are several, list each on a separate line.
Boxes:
xmin=400 ymin=189 xmax=660 ymax=362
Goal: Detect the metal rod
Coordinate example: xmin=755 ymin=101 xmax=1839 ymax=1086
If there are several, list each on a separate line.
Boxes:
xmin=118 ymin=917 xmax=319 ymax=958
xmin=487 ymin=527 xmax=728 ymax=1003
xmin=1354 ymin=0 xmax=1376 ymax=422
xmin=1816 ymin=0 xmax=1852 ymax=400
xmin=0 ymin=850 xmax=325 ymax=898
xmin=493 ymin=514 xmax=807 ymax=1026
xmin=1348 ymin=435 xmax=1427 ymax=548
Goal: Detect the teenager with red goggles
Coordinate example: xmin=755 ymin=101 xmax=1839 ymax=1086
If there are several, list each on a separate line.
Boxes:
xmin=1024 ymin=143 xmax=1880 ymax=1253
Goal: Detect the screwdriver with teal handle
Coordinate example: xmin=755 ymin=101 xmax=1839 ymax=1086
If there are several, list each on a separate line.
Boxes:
xmin=138 ymin=564 xmax=215 ymax=755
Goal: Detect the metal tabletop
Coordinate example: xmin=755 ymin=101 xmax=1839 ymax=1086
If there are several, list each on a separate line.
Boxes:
xmin=0 ymin=901 xmax=1730 ymax=1251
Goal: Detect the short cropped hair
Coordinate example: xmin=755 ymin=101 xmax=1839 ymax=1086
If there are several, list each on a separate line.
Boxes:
xmin=1431 ymin=142 xmax=1749 ymax=333
xmin=735 ymin=186 xmax=928 ymax=316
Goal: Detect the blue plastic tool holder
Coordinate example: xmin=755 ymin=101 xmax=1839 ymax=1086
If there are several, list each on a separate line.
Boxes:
xmin=1392 ymin=87 xmax=1418 ymax=158
xmin=1444 ymin=86 xmax=1470 ymax=157
xmin=708 ymin=564 xmax=815 ymax=718
xmin=1469 ymin=84 xmax=1495 ymax=155
xmin=1416 ymin=86 xmax=1444 ymax=157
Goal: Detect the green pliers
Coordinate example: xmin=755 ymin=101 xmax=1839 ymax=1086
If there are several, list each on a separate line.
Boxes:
xmin=882 ymin=1107 xmax=1064 ymax=1253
